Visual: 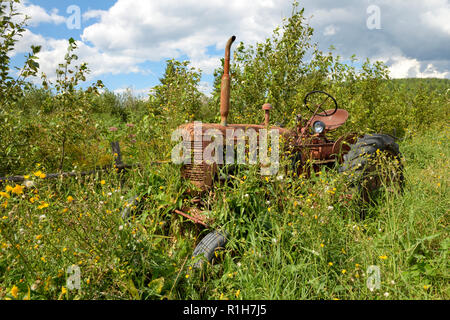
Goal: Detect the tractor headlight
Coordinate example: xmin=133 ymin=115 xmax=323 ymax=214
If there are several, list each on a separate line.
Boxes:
xmin=313 ymin=120 xmax=326 ymax=134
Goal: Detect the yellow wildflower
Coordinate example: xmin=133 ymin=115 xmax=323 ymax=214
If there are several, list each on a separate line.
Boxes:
xmin=33 ymin=170 xmax=42 ymax=177
xmin=10 ymin=285 xmax=19 ymax=299
xmin=379 ymin=255 xmax=388 ymax=260
xmin=11 ymin=184 xmax=24 ymax=195
xmin=67 ymin=196 xmax=74 ymax=203
xmin=61 ymin=287 xmax=67 ymax=295
xmin=100 ymin=180 xmax=106 ymax=185
xmin=235 ymin=289 xmax=240 ymax=298
xmin=5 ymin=185 xmax=13 ymax=192
xmin=38 ymin=202 xmax=49 ymax=210
xmin=0 ymin=191 xmax=10 ymax=199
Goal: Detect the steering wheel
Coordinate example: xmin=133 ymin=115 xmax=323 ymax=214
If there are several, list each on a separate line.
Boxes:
xmin=303 ymin=90 xmax=338 ymax=116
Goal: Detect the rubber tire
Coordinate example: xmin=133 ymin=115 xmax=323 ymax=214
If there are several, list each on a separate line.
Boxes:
xmin=339 ymin=134 xmax=404 ymax=202
xmin=192 ymin=230 xmax=228 ymax=268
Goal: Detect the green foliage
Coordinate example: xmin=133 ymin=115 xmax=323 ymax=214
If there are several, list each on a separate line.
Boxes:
xmin=150 ymin=59 xmax=204 ymax=127
xmin=39 ymin=38 xmax=104 ymax=171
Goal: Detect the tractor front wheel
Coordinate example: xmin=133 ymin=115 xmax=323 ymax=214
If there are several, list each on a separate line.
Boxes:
xmin=192 ymin=230 xmax=228 ymax=269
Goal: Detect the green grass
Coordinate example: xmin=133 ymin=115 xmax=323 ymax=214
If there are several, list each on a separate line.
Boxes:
xmin=0 ymin=125 xmax=448 ymax=300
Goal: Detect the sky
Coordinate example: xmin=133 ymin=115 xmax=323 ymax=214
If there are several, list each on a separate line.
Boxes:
xmin=9 ymin=0 xmax=450 ymax=96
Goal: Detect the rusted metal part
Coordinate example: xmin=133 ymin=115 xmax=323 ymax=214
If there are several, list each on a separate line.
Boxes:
xmin=174 ymin=209 xmax=209 ymax=227
xmin=178 ymin=122 xmax=290 ymax=189
xmin=220 ymin=36 xmax=236 ymax=126
xmin=262 ymin=103 xmax=272 ymax=126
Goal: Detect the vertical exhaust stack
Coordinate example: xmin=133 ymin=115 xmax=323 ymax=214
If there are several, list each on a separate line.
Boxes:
xmin=220 ymin=35 xmax=236 ymax=126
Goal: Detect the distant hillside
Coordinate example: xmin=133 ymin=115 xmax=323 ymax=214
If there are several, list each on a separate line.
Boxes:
xmin=389 ymin=78 xmax=450 ymax=92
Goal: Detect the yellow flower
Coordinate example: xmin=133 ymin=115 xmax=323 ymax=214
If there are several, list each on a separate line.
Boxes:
xmin=423 ymin=285 xmax=430 ymax=290
xmin=235 ymin=289 xmax=240 ymax=298
xmin=67 ymin=196 xmax=74 ymax=203
xmin=11 ymin=184 xmax=24 ymax=195
xmin=62 ymin=208 xmax=68 ymax=213
xmin=185 ymin=274 xmax=190 ymax=279
xmin=61 ymin=286 xmax=67 ymax=295
xmin=320 ymin=243 xmax=325 ymax=248
xmin=41 ymin=257 xmax=46 ymax=262
xmin=100 ymin=180 xmax=106 ymax=185
xmin=341 ymin=269 xmax=347 ymax=274
xmin=10 ymin=285 xmax=19 ymax=299
xmin=24 ymin=175 xmax=30 ymax=179
xmin=38 ymin=202 xmax=49 ymax=210
xmin=379 ymin=255 xmax=388 ymax=260
xmin=0 ymin=191 xmax=10 ymax=199
xmin=5 ymin=185 xmax=13 ymax=192
xmin=33 ymin=170 xmax=42 ymax=177
xmin=1 ymin=201 xmax=7 ymax=209
xmin=328 ymin=262 xmax=333 ymax=266
xmin=39 ymin=173 xmax=46 ymax=179
xmin=35 ymin=235 xmax=42 ymax=240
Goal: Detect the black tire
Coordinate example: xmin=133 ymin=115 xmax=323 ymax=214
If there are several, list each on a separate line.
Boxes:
xmin=192 ymin=230 xmax=228 ymax=268
xmin=339 ymin=134 xmax=404 ymax=203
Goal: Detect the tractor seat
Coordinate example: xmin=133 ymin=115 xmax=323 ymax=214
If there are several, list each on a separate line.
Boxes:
xmin=309 ymin=109 xmax=349 ymax=130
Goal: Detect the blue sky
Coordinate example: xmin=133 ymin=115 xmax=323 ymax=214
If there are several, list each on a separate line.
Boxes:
xmin=10 ymin=0 xmax=450 ymax=96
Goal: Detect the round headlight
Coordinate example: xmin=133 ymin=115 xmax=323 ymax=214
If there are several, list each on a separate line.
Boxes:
xmin=313 ymin=120 xmax=326 ymax=134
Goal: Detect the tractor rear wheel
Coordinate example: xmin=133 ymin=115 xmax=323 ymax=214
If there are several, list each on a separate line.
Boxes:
xmin=339 ymin=134 xmax=404 ymax=203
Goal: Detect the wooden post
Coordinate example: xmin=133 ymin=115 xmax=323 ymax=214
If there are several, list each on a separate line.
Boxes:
xmin=110 ymin=141 xmax=123 ymax=168
xmin=111 ymin=141 xmax=125 ymax=187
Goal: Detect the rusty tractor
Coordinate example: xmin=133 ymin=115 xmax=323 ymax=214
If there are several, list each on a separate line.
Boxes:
xmin=122 ymin=36 xmax=404 ymax=268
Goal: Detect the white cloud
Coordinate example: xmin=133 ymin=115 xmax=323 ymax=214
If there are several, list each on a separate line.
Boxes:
xmin=323 ymin=25 xmax=337 ymax=36
xmin=421 ymin=6 xmax=450 ymax=35
xmin=17 ymin=0 xmax=66 ymax=26
xmin=389 ymin=56 xmax=449 ymax=78
xmin=79 ymin=0 xmax=290 ymax=70
xmin=11 ymin=0 xmax=450 ymax=86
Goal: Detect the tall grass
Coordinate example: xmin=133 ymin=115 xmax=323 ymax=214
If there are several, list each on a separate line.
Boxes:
xmin=1 ymin=124 xmax=448 ymax=300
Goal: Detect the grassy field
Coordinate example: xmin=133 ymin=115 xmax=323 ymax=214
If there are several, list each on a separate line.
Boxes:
xmin=1 ymin=123 xmax=448 ymax=300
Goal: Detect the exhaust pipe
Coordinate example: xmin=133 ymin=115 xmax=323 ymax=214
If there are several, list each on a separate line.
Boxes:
xmin=220 ymin=35 xmax=236 ymax=126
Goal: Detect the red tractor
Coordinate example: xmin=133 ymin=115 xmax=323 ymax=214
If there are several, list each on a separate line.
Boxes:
xmin=123 ymin=36 xmax=404 ymax=268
